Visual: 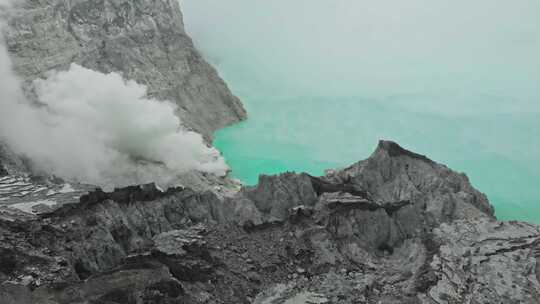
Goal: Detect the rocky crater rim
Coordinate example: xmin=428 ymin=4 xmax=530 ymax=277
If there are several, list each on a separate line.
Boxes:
xmin=0 ymin=140 xmax=537 ymax=304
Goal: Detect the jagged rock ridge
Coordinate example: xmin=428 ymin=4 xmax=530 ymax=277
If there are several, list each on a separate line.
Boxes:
xmin=0 ymin=141 xmax=538 ymax=304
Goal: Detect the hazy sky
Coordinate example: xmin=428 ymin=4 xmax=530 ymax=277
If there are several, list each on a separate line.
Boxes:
xmin=181 ymin=0 xmax=540 ymax=113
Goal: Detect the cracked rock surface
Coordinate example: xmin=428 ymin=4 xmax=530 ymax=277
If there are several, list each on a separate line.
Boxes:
xmin=0 ymin=141 xmax=538 ymax=303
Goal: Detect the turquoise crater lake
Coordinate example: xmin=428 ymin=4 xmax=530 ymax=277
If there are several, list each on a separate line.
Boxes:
xmin=182 ymin=1 xmax=540 ymax=223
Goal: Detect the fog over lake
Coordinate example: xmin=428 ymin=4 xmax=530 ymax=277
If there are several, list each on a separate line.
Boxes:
xmin=181 ymin=0 xmax=540 ymax=223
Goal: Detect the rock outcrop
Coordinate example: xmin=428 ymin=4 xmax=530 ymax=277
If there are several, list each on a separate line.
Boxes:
xmin=0 ymin=141 xmax=538 ymax=303
xmin=0 ymin=163 xmax=7 ymax=177
xmin=0 ymin=0 xmax=247 ymax=193
xmin=3 ymin=0 xmax=246 ymax=139
xmin=0 ymin=3 xmax=538 ymax=303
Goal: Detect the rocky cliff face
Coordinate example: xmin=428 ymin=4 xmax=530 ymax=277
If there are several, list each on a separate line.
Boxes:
xmin=1 ymin=2 xmax=539 ymax=303
xmin=0 ymin=0 xmax=246 ymax=190
xmin=3 ymin=0 xmax=246 ymax=139
xmin=1 ymin=141 xmax=538 ymax=304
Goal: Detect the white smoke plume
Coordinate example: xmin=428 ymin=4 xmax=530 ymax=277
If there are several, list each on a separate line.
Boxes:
xmin=0 ymin=3 xmax=228 ymax=188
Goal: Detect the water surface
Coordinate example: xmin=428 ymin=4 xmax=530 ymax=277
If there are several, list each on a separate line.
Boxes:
xmin=182 ymin=0 xmax=540 ymax=223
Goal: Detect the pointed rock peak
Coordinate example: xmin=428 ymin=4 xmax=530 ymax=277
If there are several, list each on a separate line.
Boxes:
xmin=375 ymin=140 xmax=434 ymax=164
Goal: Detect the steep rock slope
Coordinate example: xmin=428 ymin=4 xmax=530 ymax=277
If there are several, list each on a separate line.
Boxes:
xmin=0 ymin=141 xmax=538 ymax=304
xmin=0 ymin=0 xmax=247 ymax=191
xmin=3 ymin=0 xmax=246 ymax=139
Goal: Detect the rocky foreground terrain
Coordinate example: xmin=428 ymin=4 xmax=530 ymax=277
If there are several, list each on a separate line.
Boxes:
xmin=1 ymin=140 xmax=539 ymax=304
xmin=1 ymin=1 xmax=540 ymax=303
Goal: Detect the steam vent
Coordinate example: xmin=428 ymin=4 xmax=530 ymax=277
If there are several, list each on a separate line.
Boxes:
xmin=1 ymin=0 xmax=539 ymax=303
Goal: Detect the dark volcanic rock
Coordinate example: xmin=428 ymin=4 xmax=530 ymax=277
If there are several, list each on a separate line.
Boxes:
xmin=329 ymin=140 xmax=495 ymax=221
xmin=0 ymin=141 xmax=539 ymax=304
xmin=6 ymin=1 xmax=533 ymax=302
xmin=241 ymin=173 xmax=318 ymax=223
xmin=0 ymin=163 xmax=7 ymax=176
